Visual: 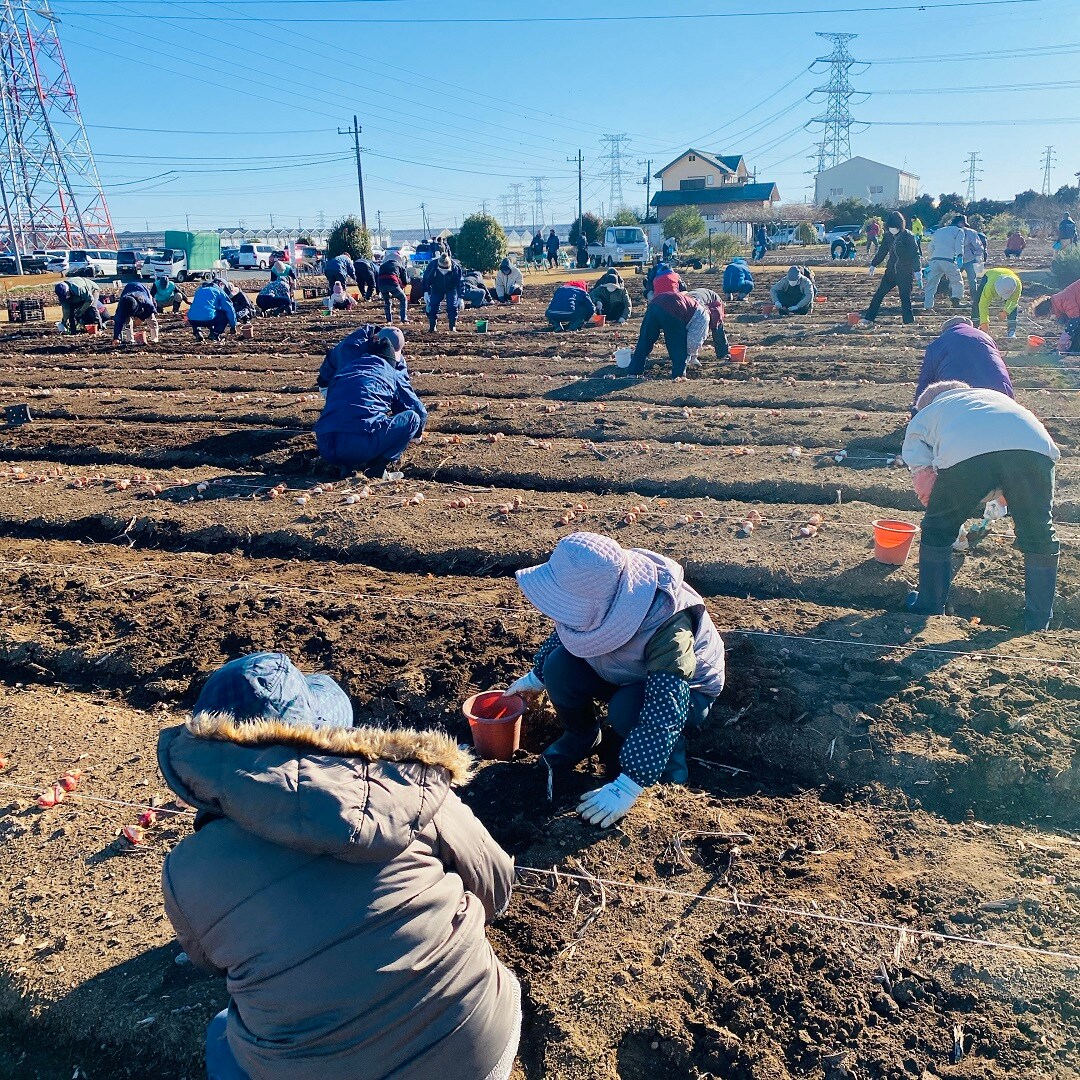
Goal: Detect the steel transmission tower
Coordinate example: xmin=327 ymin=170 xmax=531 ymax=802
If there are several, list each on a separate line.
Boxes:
xmin=1040 ymin=145 xmax=1056 ymax=197
xmin=0 ymin=0 xmax=114 ymax=253
xmin=808 ymin=32 xmax=865 ymax=176
xmin=508 ymin=182 xmax=524 ymax=227
xmin=964 ymin=152 xmax=982 ymax=203
xmin=600 ymin=133 xmax=632 ymax=211
xmin=531 ymin=176 xmax=546 ymax=232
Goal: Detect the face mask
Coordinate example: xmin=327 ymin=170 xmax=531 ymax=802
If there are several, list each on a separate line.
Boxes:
xmin=888 ymin=227 xmax=900 ymax=235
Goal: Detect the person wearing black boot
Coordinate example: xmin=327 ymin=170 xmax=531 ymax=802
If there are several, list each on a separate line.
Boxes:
xmin=504 ymin=532 xmax=726 ymax=827
xmin=902 ymin=381 xmax=1060 ymax=631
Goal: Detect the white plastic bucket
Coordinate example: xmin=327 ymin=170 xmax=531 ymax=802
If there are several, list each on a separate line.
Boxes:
xmin=614 ymin=347 xmax=633 ymax=369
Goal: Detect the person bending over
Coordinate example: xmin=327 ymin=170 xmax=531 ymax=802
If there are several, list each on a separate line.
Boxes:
xmin=545 ymin=279 xmax=595 ymax=331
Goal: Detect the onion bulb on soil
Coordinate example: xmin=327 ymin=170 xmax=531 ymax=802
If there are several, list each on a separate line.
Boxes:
xmin=122 ymin=824 xmax=145 ymax=845
xmin=736 ymin=521 xmax=755 ymax=537
xmin=137 ymin=810 xmax=158 ymax=828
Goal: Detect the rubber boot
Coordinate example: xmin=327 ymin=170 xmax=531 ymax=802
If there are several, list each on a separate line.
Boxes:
xmin=1022 ymin=552 xmax=1058 ymax=632
xmin=541 ymin=706 xmax=601 ymax=771
xmin=905 ymin=543 xmax=954 ymax=615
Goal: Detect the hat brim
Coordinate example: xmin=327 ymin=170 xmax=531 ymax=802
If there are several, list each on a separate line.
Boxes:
xmin=517 ymin=549 xmax=658 ymax=658
xmin=304 ymin=674 xmax=354 ymax=730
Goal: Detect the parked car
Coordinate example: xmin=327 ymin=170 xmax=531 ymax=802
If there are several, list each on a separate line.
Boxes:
xmin=824 ymin=224 xmax=863 ymax=245
xmin=294 ymin=245 xmax=322 ymax=271
xmin=587 ymin=225 xmax=650 ymax=268
xmin=116 ymin=249 xmax=143 ymax=276
xmin=67 ymin=248 xmax=119 ymax=277
xmin=767 ymin=225 xmax=800 ymax=247
xmin=46 ymin=250 xmax=71 ymax=275
xmin=0 ymin=249 xmax=50 ymax=274
xmin=221 ymin=247 xmax=240 ymax=269
xmin=270 ymin=249 xmax=290 ymax=264
xmin=238 ymin=243 xmax=275 ymax=269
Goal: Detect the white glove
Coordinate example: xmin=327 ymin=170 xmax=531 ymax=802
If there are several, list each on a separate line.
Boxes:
xmin=867 ymin=265 xmax=875 ymax=275
xmin=506 ymin=670 xmax=544 ymax=696
xmin=577 ymin=774 xmax=644 ymax=827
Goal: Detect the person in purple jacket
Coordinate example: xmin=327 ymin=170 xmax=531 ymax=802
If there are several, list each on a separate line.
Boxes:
xmin=912 ymin=317 xmax=1014 ymax=414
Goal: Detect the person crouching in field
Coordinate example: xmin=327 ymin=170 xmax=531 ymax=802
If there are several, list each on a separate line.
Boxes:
xmin=590 ymin=268 xmax=632 ymax=323
xmin=495 ymin=258 xmax=524 ymax=303
xmin=1033 ymin=279 xmax=1080 ymax=355
xmin=256 ymin=278 xmax=297 ymax=317
xmin=55 ymin=279 xmax=102 ymax=334
xmin=186 ymin=278 xmax=236 ymax=341
xmin=973 ymin=267 xmax=1021 ymax=340
xmin=112 ymin=280 xmax=159 ymax=345
xmin=545 ymin=279 xmax=595 ymax=331
xmin=325 ymin=280 xmax=358 ymax=313
xmin=158 ymin=651 xmax=520 ymax=1080
xmin=722 ymin=257 xmax=753 ymax=302
xmin=151 ymin=276 xmax=187 ymax=315
xmin=505 ymin=532 xmax=725 ymax=827
xmin=902 ymin=381 xmax=1059 ymax=631
xmin=769 ymin=266 xmax=815 ymax=316
xmin=913 ymin=317 xmax=1014 ymax=412
xmin=315 ymin=325 xmax=427 ymax=479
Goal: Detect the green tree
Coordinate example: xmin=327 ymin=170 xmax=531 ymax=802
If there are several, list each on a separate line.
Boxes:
xmin=662 ymin=207 xmax=706 ymax=246
xmin=569 ymin=212 xmax=603 ymax=247
xmin=1051 ymin=246 xmax=1080 ymax=290
xmin=692 ymin=232 xmax=739 ymax=266
xmin=795 ymin=222 xmax=817 ymax=244
xmin=608 ymin=208 xmax=642 ymax=226
xmin=297 ymin=235 xmax=314 ymax=246
xmin=326 ymin=216 xmax=372 ymax=260
xmin=453 ymin=213 xmax=507 ymax=272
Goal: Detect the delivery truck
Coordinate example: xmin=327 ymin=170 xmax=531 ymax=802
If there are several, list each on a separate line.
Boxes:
xmin=142 ymin=231 xmax=221 ymax=281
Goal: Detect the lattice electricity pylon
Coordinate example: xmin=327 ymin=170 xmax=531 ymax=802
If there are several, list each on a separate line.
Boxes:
xmin=1040 ymin=145 xmax=1056 ymax=197
xmin=600 ymin=133 xmax=632 ymax=212
xmin=0 ymin=0 xmax=115 ymax=252
xmin=964 ymin=152 xmax=982 ymax=203
xmin=806 ymin=32 xmax=868 ymax=176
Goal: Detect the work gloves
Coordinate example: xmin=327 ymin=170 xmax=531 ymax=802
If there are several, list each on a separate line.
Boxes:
xmin=577 ymin=774 xmax=643 ymax=828
xmin=911 ymin=466 xmax=937 ymax=507
xmin=867 ymin=265 xmax=876 ymax=275
xmin=506 ymin=670 xmax=544 ymax=696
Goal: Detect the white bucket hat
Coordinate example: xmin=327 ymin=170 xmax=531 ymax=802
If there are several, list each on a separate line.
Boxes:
xmin=994 ymin=275 xmax=1018 ymax=299
xmin=516 ymin=532 xmax=658 ymax=658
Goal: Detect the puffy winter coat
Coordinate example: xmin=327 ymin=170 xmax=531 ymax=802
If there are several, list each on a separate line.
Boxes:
xmin=495 ymin=263 xmax=523 ymax=300
xmin=378 ymin=256 xmax=409 ymax=289
xmin=903 ymin=387 xmax=1059 ymax=472
xmin=722 ymin=259 xmax=753 ymax=294
xmin=871 ymin=226 xmax=921 ymax=277
xmin=545 ymin=232 xmax=560 ymax=257
xmin=546 ymin=284 xmax=594 ymax=321
xmin=324 ymin=254 xmax=356 ymax=283
xmin=974 ymin=268 xmax=1022 ymax=325
xmin=316 ymin=347 xmax=427 ymax=438
xmin=914 ymin=323 xmax=1014 ymax=405
xmin=113 ymin=282 xmax=156 ymax=339
xmin=187 ymin=284 xmax=236 ymax=328
xmin=1005 ymin=232 xmax=1026 ymax=254
xmin=1049 ymin=278 xmax=1080 ymax=322
xmin=422 ymin=260 xmax=464 ymax=300
xmin=158 ymin=716 xmax=517 ymax=1080
xmin=927 ymin=224 xmax=965 ymax=262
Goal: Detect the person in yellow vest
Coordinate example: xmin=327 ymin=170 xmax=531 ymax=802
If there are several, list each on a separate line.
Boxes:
xmin=973 ymin=267 xmax=1022 ymax=340
xmin=910 ymin=216 xmax=925 ymax=256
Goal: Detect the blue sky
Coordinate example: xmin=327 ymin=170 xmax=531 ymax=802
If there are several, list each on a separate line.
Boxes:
xmin=52 ymin=0 xmax=1080 ymax=233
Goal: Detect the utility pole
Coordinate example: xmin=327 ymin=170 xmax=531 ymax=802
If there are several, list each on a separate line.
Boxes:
xmin=481 ymin=200 xmax=488 ymax=216
xmin=185 ymin=213 xmax=190 ymax=230
xmin=809 ymin=33 xmax=864 ymax=176
xmin=600 ymin=134 xmax=632 ymax=211
xmin=567 ymin=149 xmax=583 ymax=232
xmin=638 ymin=159 xmax=652 ymax=222
xmin=1041 ymin=145 xmax=1056 ymax=197
xmin=376 ymin=209 xmax=382 ymax=241
xmin=420 ymin=202 xmax=429 ymax=236
xmin=338 ymin=115 xmax=368 ymax=229
xmin=509 ymin=182 xmax=524 ymax=227
xmin=963 ymin=152 xmax=982 ymax=204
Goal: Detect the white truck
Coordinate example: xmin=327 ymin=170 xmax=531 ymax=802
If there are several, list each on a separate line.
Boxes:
xmin=587 ymin=225 xmax=650 ymax=269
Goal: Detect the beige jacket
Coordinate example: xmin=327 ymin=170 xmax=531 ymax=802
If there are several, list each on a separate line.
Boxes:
xmin=158 ymin=715 xmax=517 ymax=1080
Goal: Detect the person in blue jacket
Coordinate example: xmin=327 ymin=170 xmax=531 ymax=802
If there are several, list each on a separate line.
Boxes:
xmin=545 ymin=279 xmax=595 ymax=331
xmin=422 ymin=251 xmax=464 ymax=332
xmin=1058 ymin=214 xmax=1077 ymax=246
xmin=112 ymin=280 xmax=159 ymax=344
xmin=721 ymin=257 xmax=754 ymax=302
xmin=324 ymin=252 xmax=357 ymax=294
xmin=315 ymin=325 xmax=427 ymax=478
xmin=186 ymin=278 xmax=236 ymax=341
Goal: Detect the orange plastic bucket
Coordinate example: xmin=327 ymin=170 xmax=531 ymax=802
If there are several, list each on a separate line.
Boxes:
xmin=509 ymin=293 xmax=521 ymax=304
xmin=1028 ymin=335 xmax=1045 ymax=349
xmin=847 ymin=312 xmax=861 ymax=326
xmin=761 ymin=303 xmax=775 ymax=315
xmin=872 ymin=519 xmax=918 ymax=565
xmin=728 ymin=345 xmax=748 ymax=364
xmin=84 ymin=323 xmax=98 ymax=335
xmin=592 ymin=313 xmax=606 ymax=326
xmin=463 ymin=691 xmax=525 ymax=760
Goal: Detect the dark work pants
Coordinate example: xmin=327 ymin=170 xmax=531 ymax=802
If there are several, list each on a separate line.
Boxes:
xmin=865 ymin=271 xmax=914 ymax=323
xmin=972 ymin=277 xmax=1018 ymax=333
xmin=922 ymin=451 xmax=1058 ymax=555
xmin=355 ymin=266 xmax=376 ymax=301
xmin=712 ymin=323 xmax=730 ymax=357
xmin=380 ymin=283 xmax=408 ymax=323
xmin=189 ymin=312 xmax=230 ymax=339
xmin=316 ymin=411 xmax=422 ymax=472
xmin=547 ymin=312 xmax=590 ymax=331
xmin=256 ymin=296 xmax=295 ymax=316
xmin=543 ymin=645 xmax=712 ymax=782
xmin=629 ymin=304 xmax=688 ymax=377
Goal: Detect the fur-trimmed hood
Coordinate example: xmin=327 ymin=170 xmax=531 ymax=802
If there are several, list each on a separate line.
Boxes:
xmin=158 ymin=714 xmax=475 ymax=863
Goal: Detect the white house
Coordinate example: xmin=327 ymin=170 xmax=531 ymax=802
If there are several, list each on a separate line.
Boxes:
xmin=650 ymin=149 xmax=779 ymax=223
xmin=814 ymin=157 xmax=920 ymax=207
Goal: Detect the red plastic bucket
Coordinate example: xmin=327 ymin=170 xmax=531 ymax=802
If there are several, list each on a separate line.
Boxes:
xmin=846 ymin=312 xmax=861 ymax=326
xmin=463 ymin=691 xmax=525 ymax=760
xmin=761 ymin=303 xmax=775 ymax=315
xmin=592 ymin=313 xmax=606 ymax=326
xmin=1028 ymin=335 xmax=1045 ymax=350
xmin=872 ymin=519 xmax=918 ymax=565
xmin=509 ymin=293 xmax=521 ymax=304
xmin=728 ymin=345 xmax=748 ymax=364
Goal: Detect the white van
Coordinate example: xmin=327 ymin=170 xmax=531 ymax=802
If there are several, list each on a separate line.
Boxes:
xmin=238 ymin=243 xmax=275 ymax=269
xmin=46 ymin=250 xmax=71 ymax=274
xmin=67 ymin=248 xmax=118 ymax=277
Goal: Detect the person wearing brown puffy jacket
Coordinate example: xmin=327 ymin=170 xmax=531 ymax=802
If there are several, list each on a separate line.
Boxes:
xmin=158 ymin=651 xmax=520 ymax=1080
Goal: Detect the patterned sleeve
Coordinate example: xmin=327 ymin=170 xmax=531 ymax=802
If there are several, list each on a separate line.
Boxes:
xmin=532 ymin=629 xmax=561 ymax=682
xmin=620 ymin=671 xmax=690 ymax=787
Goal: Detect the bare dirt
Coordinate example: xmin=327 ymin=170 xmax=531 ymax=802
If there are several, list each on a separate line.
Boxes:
xmin=0 ymin=243 xmax=1077 ymax=1080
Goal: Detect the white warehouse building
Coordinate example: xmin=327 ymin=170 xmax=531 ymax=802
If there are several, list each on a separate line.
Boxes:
xmin=815 ymin=156 xmax=920 ymax=207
